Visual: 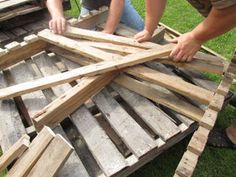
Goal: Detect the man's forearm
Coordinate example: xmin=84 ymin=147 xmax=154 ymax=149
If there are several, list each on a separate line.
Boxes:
xmin=46 ymin=0 xmax=64 ymax=18
xmin=103 ymin=0 xmax=125 ymax=34
xmin=145 ymin=0 xmax=166 ymax=35
xmin=192 ymin=4 xmax=236 ymax=43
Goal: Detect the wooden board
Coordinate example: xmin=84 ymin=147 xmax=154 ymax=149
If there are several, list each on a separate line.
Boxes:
xmin=0 ymin=0 xmax=33 ymax=11
xmin=7 ymin=127 xmax=55 ymax=177
xmin=27 ymin=134 xmax=73 ymax=177
xmin=0 ymin=71 xmax=26 ymax=152
xmin=0 ymin=134 xmax=30 ymax=173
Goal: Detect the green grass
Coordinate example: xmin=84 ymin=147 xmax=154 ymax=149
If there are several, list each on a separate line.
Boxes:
xmin=66 ymin=0 xmax=236 ymax=176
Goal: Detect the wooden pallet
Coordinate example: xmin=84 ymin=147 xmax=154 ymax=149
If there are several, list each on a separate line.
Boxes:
xmin=0 ymin=8 xmax=235 ymax=177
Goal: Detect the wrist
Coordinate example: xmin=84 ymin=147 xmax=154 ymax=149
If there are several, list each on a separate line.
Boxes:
xmin=190 ymin=31 xmax=206 ymax=44
xmin=144 ymin=27 xmax=154 ymax=37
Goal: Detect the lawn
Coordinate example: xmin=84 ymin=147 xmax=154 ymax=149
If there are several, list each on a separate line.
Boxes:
xmin=66 ymin=0 xmax=236 ymax=177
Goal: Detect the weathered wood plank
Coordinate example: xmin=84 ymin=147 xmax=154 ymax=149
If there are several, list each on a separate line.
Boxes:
xmin=0 ymin=39 xmax=48 ymax=70
xmin=175 ymin=151 xmax=199 ymax=177
xmin=25 ymin=54 xmax=91 ymax=177
xmin=0 ymin=134 xmax=30 ymax=173
xmin=93 ymin=88 xmax=157 ymax=158
xmin=114 ymin=74 xmax=204 ymax=122
xmin=32 ymin=72 xmax=118 ymax=131
xmin=0 ymin=39 xmax=172 ymax=100
xmin=0 ymin=0 xmax=32 ymax=11
xmin=199 ymin=109 xmax=218 ymax=130
xmin=53 ymin=126 xmax=90 ymax=177
xmin=125 ymin=66 xmax=214 ymax=104
xmin=27 ymin=135 xmax=74 ymax=177
xmin=64 ymin=26 xmax=159 ymax=49
xmin=71 ymin=106 xmax=128 ymax=176
xmin=4 ymin=61 xmax=49 ymax=118
xmin=7 ymin=127 xmax=55 ymax=177
xmin=0 ymin=71 xmax=26 ymax=152
xmin=111 ymin=83 xmax=180 ymax=141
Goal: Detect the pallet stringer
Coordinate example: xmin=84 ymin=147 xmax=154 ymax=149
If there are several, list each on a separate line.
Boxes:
xmin=174 ymin=54 xmax=236 ymax=177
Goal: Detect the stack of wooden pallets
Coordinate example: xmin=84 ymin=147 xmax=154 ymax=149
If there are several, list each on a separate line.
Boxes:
xmin=0 ymin=7 xmax=235 ymax=177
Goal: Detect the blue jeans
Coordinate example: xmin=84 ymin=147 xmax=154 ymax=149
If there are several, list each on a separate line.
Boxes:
xmin=80 ymin=0 xmax=144 ymax=31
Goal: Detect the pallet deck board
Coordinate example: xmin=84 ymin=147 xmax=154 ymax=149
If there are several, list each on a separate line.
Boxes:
xmin=94 ymin=88 xmax=158 ymax=158
xmin=111 ymin=83 xmax=180 ymax=141
xmin=71 ymin=106 xmax=128 ymax=177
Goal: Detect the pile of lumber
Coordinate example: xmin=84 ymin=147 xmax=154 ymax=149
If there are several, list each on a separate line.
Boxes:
xmin=0 ymin=126 xmax=73 ymax=177
xmin=0 ymin=8 xmax=235 ymax=177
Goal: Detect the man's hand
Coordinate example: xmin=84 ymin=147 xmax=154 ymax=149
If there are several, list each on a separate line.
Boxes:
xmin=134 ymin=29 xmax=152 ymax=42
xmin=169 ymin=32 xmax=202 ymax=62
xmin=49 ymin=16 xmax=67 ymax=34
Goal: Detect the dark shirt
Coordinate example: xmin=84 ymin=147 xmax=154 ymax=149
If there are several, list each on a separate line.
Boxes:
xmin=187 ymin=0 xmax=236 ymax=16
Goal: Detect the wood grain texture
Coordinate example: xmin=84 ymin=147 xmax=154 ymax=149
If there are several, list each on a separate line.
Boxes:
xmin=64 ymin=26 xmax=159 ymax=49
xmin=33 ymin=72 xmax=118 ymax=131
xmin=7 ymin=127 xmax=55 ymax=177
xmin=0 ymin=134 xmax=30 ymax=173
xmin=0 ymin=39 xmax=48 ymax=70
xmin=27 ymin=135 xmax=74 ymax=177
xmin=111 ymin=83 xmax=180 ymax=141
xmin=114 ymin=74 xmax=204 ymax=122
xmin=125 ymin=65 xmax=214 ymax=104
xmin=71 ymin=106 xmax=128 ymax=176
xmin=93 ymin=88 xmax=157 ymax=158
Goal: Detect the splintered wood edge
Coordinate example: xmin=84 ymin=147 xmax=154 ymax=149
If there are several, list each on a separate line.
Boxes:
xmin=68 ymin=5 xmax=108 ymax=25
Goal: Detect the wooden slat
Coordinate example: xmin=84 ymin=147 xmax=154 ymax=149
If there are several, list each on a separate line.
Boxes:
xmin=25 ymin=55 xmax=91 ymax=177
xmin=53 ymin=127 xmax=90 ymax=177
xmin=38 ymin=29 xmax=121 ymax=62
xmin=199 ymin=109 xmax=218 ymax=130
xmin=0 ymin=6 xmax=42 ymax=22
xmin=71 ymin=7 xmax=108 ymax=29
xmin=0 ymin=39 xmax=48 ymax=70
xmin=187 ymin=129 xmax=208 ymax=156
xmin=111 ymin=83 xmax=180 ymax=141
xmin=74 ymin=40 xmax=143 ymax=55
xmin=64 ymin=26 xmax=159 ymax=49
xmin=159 ymin=58 xmax=224 ymax=75
xmin=0 ymin=71 xmax=26 ymax=152
xmin=0 ymin=134 xmax=30 ymax=173
xmin=125 ymin=65 xmax=214 ymax=104
xmin=0 ymin=0 xmax=32 ymax=11
xmin=114 ymin=74 xmax=204 ymax=122
xmin=27 ymin=135 xmax=73 ymax=177
xmin=208 ymin=93 xmax=225 ymax=112
xmin=71 ymin=106 xmax=128 ymax=176
xmin=32 ymin=72 xmax=118 ymax=131
xmin=4 ymin=62 xmax=49 ymax=118
xmin=175 ymin=151 xmax=199 ymax=177
xmin=7 ymin=126 xmax=55 ymax=177
xmin=93 ymin=88 xmax=157 ymax=158
xmin=0 ymin=38 xmax=172 ymax=100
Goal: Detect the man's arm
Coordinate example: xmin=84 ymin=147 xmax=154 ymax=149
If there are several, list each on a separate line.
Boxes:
xmin=170 ymin=4 xmax=236 ymax=62
xmin=46 ymin=0 xmax=66 ymax=34
xmin=134 ymin=0 xmax=167 ymax=42
xmin=102 ymin=0 xmax=125 ymax=34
